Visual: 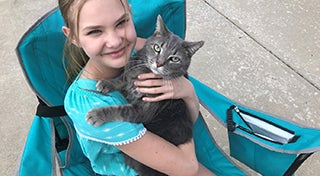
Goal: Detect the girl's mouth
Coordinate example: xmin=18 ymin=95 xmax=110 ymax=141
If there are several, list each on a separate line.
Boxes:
xmin=103 ymin=47 xmax=125 ymax=58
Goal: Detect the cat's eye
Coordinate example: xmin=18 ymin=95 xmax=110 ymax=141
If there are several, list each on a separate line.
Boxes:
xmin=153 ymin=44 xmax=161 ymax=53
xmin=169 ymin=56 xmax=181 ymax=63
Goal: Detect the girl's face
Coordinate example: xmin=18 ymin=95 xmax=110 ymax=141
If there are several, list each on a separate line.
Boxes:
xmin=77 ymin=0 xmax=136 ymax=78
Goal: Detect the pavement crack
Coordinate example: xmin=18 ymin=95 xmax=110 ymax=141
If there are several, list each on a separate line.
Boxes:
xmin=201 ymin=0 xmax=320 ymax=92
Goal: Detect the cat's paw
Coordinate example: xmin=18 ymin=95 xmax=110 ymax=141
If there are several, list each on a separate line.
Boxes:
xmin=86 ymin=109 xmax=106 ymax=126
xmin=96 ymin=80 xmax=112 ymax=94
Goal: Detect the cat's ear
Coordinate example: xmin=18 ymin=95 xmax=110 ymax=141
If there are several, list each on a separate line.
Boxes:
xmin=155 ymin=15 xmax=170 ymax=36
xmin=184 ymin=41 xmax=205 ymax=57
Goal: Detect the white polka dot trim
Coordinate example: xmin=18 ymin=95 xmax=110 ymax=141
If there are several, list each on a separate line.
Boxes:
xmin=75 ymin=126 xmax=147 ymax=146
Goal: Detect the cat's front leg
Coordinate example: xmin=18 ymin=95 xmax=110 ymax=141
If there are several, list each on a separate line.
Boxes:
xmin=86 ymin=105 xmax=138 ymax=126
xmin=86 ymin=108 xmax=105 ymax=127
xmin=86 ymin=106 xmax=120 ymax=126
xmin=96 ymin=79 xmax=121 ymax=94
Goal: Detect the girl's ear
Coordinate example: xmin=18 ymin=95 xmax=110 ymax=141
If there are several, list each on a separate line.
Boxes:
xmin=62 ymin=26 xmax=79 ymax=47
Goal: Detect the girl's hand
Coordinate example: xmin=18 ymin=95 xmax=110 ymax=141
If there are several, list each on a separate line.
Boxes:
xmin=134 ymin=73 xmax=194 ymax=102
xmin=135 ymin=72 xmax=200 ymax=122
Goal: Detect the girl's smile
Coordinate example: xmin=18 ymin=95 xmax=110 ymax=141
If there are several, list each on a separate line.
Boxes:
xmin=102 ymin=46 xmax=126 ymax=58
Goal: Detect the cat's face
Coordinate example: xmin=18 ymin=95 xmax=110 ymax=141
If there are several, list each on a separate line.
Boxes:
xmin=144 ymin=16 xmax=204 ymax=79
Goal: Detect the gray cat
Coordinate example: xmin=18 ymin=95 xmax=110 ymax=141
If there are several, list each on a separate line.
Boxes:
xmin=86 ymin=15 xmax=204 ymax=176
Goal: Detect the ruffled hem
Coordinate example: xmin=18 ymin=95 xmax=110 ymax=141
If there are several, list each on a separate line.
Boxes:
xmin=114 ymin=128 xmax=147 ymax=146
xmin=75 ymin=126 xmax=147 ymax=146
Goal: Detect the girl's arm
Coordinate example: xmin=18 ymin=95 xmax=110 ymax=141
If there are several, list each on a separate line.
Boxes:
xmin=118 ymin=132 xmax=214 ymax=176
xmin=118 ymin=131 xmax=199 ymax=176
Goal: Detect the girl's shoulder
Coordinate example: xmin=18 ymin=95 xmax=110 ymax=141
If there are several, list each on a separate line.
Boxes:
xmin=64 ymin=78 xmax=146 ymax=146
xmin=65 ymin=78 xmax=128 ymax=107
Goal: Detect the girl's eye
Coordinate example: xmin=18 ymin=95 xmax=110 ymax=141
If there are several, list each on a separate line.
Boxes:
xmin=87 ymin=29 xmax=101 ymax=35
xmin=117 ymin=18 xmax=129 ymax=28
xmin=153 ymin=44 xmax=161 ymax=53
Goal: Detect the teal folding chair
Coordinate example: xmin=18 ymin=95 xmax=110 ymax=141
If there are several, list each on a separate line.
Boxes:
xmin=16 ymin=0 xmax=320 ymax=175
xmin=190 ymin=76 xmax=320 ymax=175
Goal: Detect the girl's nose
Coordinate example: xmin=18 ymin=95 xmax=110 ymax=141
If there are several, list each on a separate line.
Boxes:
xmin=105 ymin=31 xmax=122 ymax=48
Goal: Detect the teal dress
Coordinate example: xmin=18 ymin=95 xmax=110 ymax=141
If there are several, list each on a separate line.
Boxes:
xmin=64 ymin=77 xmax=146 ymax=176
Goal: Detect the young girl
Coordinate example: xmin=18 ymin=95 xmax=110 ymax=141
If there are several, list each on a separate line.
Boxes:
xmin=60 ymin=0 xmax=214 ymax=175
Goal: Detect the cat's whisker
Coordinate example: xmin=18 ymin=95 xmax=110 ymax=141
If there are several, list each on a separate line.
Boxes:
xmin=125 ymin=63 xmax=146 ymax=72
xmin=125 ymin=59 xmax=146 ymax=66
xmin=123 ymin=63 xmax=147 ymax=76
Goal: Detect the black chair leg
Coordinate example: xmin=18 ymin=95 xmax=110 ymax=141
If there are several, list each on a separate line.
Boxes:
xmin=283 ymin=153 xmax=313 ymax=176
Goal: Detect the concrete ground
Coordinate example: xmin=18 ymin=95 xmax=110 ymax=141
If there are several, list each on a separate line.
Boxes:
xmin=1 ymin=0 xmax=319 ymax=175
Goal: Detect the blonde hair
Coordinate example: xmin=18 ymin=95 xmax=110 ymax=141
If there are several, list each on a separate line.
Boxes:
xmin=58 ymin=0 xmax=130 ymax=82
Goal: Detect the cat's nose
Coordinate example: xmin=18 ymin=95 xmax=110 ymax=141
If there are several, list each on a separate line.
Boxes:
xmin=156 ymin=62 xmax=163 ymax=67
xmin=156 ymin=58 xmax=165 ymax=67
xmin=156 ymin=61 xmax=165 ymax=68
